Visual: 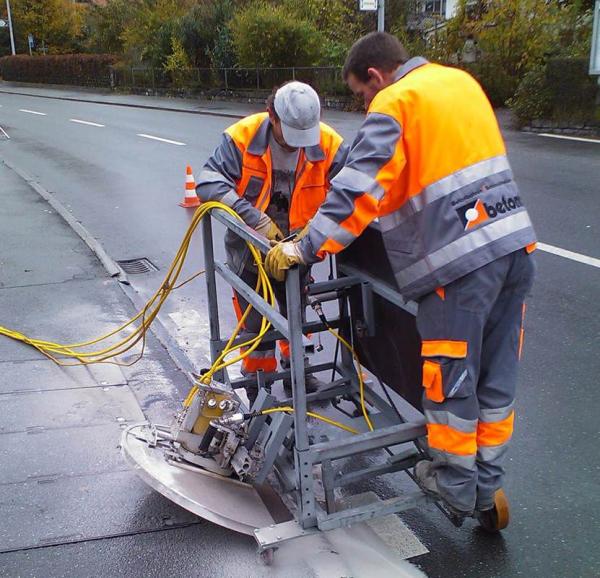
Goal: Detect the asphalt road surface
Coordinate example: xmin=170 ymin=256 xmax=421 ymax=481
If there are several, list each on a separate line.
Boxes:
xmin=1 ymin=85 xmax=599 ymax=578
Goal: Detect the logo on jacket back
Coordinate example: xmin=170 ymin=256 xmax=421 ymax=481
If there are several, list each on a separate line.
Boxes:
xmin=456 ymin=195 xmax=523 ymax=230
xmin=456 ymin=199 xmax=490 ymax=230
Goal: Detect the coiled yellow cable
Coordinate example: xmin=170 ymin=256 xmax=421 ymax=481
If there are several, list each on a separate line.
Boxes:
xmin=0 ymin=200 xmax=372 ymax=434
xmin=260 ymin=406 xmax=359 ymax=435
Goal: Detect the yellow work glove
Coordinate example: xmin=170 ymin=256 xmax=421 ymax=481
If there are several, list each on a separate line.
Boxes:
xmin=255 ymin=214 xmax=284 ymax=242
xmin=265 ymin=241 xmax=304 ymax=282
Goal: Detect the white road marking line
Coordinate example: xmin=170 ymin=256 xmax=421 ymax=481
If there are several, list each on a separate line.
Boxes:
xmin=19 ymin=109 xmax=46 ymax=116
xmin=69 ymin=118 xmax=105 ymax=127
xmin=538 ymin=242 xmax=600 ymax=269
xmin=0 ymin=126 xmax=9 ymax=139
xmin=538 ymin=133 xmax=600 ymax=144
xmin=137 ymin=133 xmax=186 ymax=146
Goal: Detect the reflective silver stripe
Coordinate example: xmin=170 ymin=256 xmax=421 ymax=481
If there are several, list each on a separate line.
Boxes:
xmin=311 ymin=212 xmax=357 ymax=247
xmin=447 ymin=370 xmax=468 ymax=398
xmin=429 ymin=448 xmax=476 ymax=469
xmin=477 ymin=443 xmax=509 ymax=463
xmin=415 ymin=156 xmax=511 ymax=212
xmin=246 ymin=349 xmax=275 ymax=359
xmin=198 ymin=169 xmax=234 ymax=185
xmin=379 ymin=155 xmax=511 ymax=232
xmin=396 ymin=211 xmax=533 ymax=288
xmin=333 ymin=166 xmax=385 ymax=201
xmin=220 ymin=190 xmax=240 ymax=207
xmin=479 ymin=403 xmax=515 ymax=423
xmin=425 ymin=410 xmax=477 ymax=434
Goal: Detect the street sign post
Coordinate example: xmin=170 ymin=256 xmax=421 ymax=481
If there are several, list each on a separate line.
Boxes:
xmin=590 ymin=0 xmax=600 ymax=75
xmin=5 ymin=0 xmax=16 ymax=55
xmin=359 ymin=0 xmax=385 ymax=32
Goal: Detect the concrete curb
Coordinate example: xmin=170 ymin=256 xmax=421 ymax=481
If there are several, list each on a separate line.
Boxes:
xmin=2 ymin=158 xmax=126 ymax=281
xmin=1 ymin=158 xmax=199 ymax=383
xmin=0 ymin=88 xmax=245 ymax=120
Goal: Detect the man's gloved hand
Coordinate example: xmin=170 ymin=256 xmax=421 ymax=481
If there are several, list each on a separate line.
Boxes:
xmin=255 ymin=213 xmax=284 ymax=242
xmin=265 ymin=241 xmax=304 ymax=281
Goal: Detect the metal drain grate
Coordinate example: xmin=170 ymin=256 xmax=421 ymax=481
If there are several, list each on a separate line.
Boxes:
xmin=117 ymin=258 xmax=158 ymax=274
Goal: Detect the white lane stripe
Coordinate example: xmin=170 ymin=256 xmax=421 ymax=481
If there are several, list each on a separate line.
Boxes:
xmin=137 ymin=133 xmax=186 ymax=146
xmin=19 ymin=109 xmax=46 ymax=116
xmin=0 ymin=126 xmax=9 ymax=139
xmin=538 ymin=133 xmax=600 ymax=144
xmin=538 ymin=242 xmax=600 ymax=269
xmin=69 ymin=118 xmax=105 ymax=127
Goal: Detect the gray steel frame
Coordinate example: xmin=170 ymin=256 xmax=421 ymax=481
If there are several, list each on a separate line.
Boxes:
xmin=202 ymin=209 xmax=430 ymax=550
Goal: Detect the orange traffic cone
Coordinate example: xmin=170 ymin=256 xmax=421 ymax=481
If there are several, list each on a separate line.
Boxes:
xmin=179 ymin=165 xmax=200 ymax=208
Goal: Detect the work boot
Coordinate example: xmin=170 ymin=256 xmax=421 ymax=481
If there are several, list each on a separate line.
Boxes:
xmin=414 ymin=460 xmax=473 ymax=518
xmin=281 ymin=356 xmax=325 ymax=397
xmin=282 ymin=372 xmax=325 ymax=397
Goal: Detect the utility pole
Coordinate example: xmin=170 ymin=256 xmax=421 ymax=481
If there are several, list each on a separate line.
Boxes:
xmin=377 ymin=0 xmax=385 ymax=32
xmin=5 ymin=0 xmax=15 ymax=55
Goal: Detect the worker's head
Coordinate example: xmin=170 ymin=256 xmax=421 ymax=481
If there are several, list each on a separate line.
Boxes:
xmin=343 ymin=32 xmax=410 ymax=110
xmin=266 ymin=82 xmax=321 ymax=151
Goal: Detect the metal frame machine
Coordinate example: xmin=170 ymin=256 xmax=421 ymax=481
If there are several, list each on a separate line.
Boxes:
xmin=121 ymin=207 xmax=508 ymax=563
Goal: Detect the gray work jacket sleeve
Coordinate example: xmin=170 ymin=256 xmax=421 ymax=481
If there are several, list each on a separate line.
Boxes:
xmin=196 ymin=132 xmax=263 ymax=228
xmin=298 ymin=113 xmax=403 ymax=263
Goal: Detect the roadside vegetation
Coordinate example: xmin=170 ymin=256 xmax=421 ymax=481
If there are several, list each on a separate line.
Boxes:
xmin=0 ymin=0 xmax=597 ymax=125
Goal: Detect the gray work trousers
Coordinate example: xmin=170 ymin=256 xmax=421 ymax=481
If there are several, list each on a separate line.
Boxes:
xmin=231 ymin=266 xmax=310 ymax=380
xmin=417 ymin=248 xmax=536 ymax=512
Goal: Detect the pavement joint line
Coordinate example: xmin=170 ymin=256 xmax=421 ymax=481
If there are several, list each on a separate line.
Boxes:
xmin=18 ymin=108 xmax=46 ymax=116
xmin=538 ymin=133 xmax=600 ymax=144
xmin=0 ymin=357 xmax=50 ymax=364
xmin=137 ymin=133 xmax=186 ymax=146
xmin=0 ymin=466 xmax=132 ymax=488
xmin=0 ymin=88 xmax=245 ymax=119
xmin=0 ymin=276 xmax=100 ymax=291
xmin=0 ymin=420 xmax=141 ymax=436
xmin=69 ymin=118 xmax=105 ymax=127
xmin=538 ymin=242 xmax=600 ymax=269
xmin=0 ymin=521 xmax=204 ymax=555
xmin=0 ymin=383 xmax=128 ymax=396
xmin=0 ymin=125 xmax=9 ymax=139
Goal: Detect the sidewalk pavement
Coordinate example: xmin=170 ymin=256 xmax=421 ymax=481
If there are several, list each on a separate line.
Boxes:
xmin=0 ymin=161 xmax=313 ymax=577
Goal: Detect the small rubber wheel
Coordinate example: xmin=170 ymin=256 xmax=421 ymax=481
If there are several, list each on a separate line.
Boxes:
xmin=478 ymin=488 xmax=510 ymax=533
xmin=259 ymin=548 xmax=275 ymax=566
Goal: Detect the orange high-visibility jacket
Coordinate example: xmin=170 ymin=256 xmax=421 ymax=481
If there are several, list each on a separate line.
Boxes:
xmin=298 ymin=58 xmax=536 ymax=299
xmin=196 ymin=112 xmax=347 ymax=273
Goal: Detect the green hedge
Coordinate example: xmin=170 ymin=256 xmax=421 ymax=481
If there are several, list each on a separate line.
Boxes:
xmin=0 ymin=54 xmax=119 ymax=87
xmin=509 ymin=58 xmax=599 ymax=125
xmin=545 ymin=58 xmax=599 ymax=123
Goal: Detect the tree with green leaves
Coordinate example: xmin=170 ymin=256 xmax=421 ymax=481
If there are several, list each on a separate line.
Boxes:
xmin=9 ymin=0 xmax=86 ymax=54
xmin=176 ymin=0 xmax=235 ymax=68
xmin=230 ymin=0 xmax=324 ymax=67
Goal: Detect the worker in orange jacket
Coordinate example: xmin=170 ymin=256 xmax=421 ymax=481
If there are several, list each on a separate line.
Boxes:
xmin=265 ymin=33 xmax=536 ymax=520
xmin=196 ymin=82 xmax=348 ymax=403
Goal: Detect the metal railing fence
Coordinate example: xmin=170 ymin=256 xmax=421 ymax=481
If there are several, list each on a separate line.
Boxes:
xmin=108 ymin=65 xmax=349 ymax=97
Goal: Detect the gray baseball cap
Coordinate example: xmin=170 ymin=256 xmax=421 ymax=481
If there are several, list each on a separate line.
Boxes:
xmin=273 ymin=81 xmax=321 ymax=148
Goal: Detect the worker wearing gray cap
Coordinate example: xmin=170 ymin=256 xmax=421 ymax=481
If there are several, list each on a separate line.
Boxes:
xmin=196 ymin=81 xmax=348 ymax=403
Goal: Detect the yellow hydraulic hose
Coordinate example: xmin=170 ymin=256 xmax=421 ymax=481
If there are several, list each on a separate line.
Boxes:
xmin=0 ymin=200 xmax=373 ymax=433
xmin=260 ymin=406 xmax=359 ymax=435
